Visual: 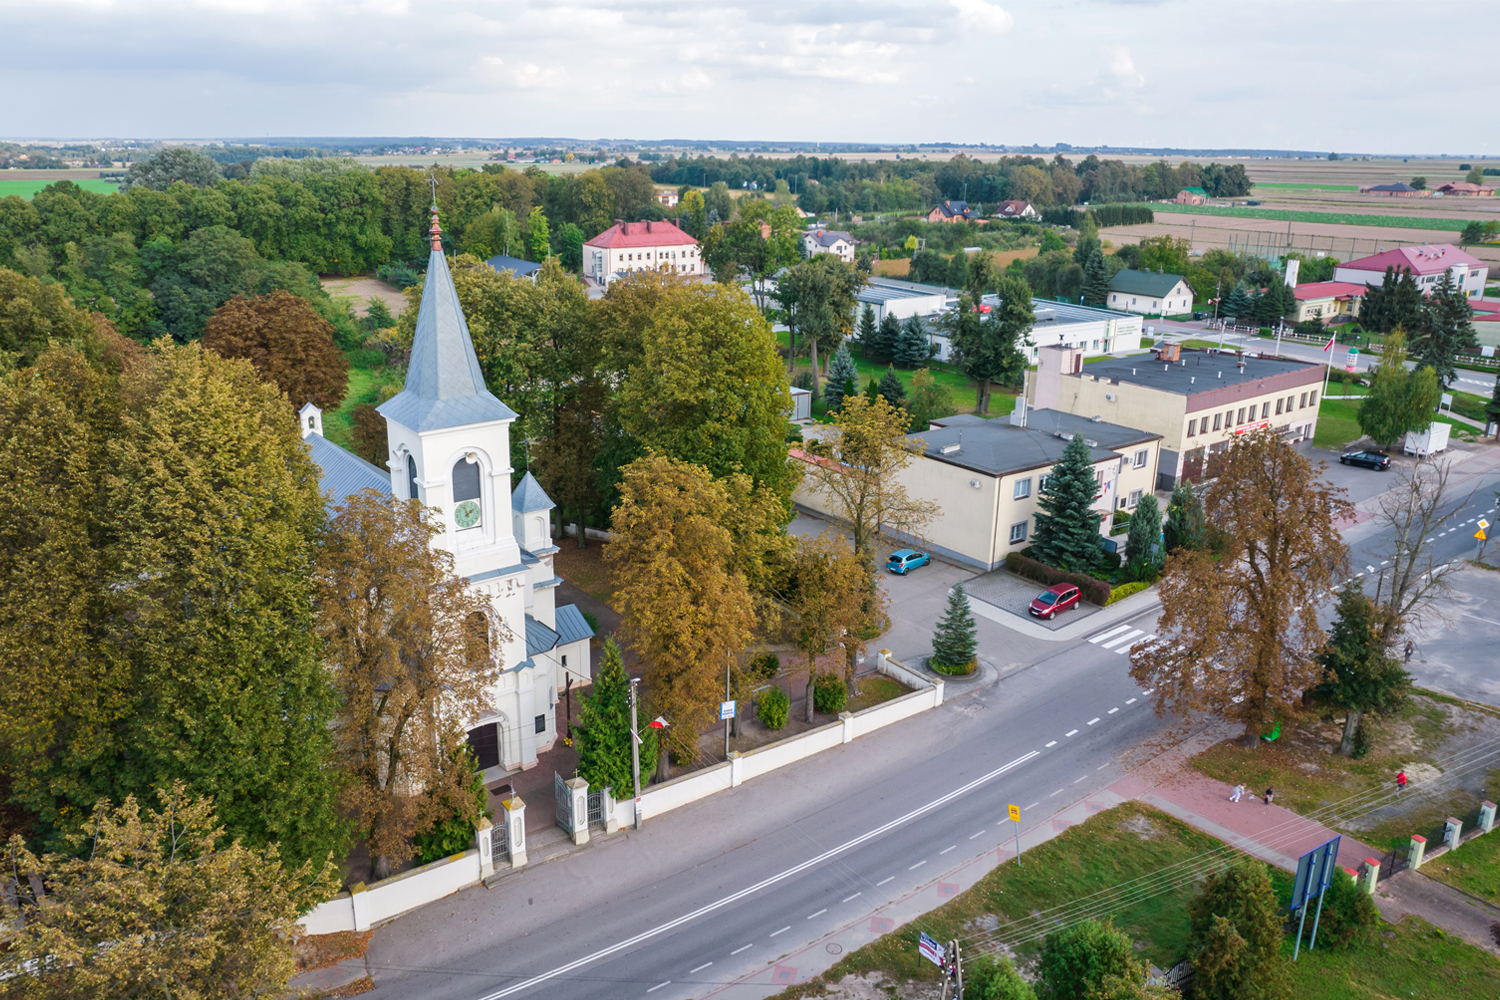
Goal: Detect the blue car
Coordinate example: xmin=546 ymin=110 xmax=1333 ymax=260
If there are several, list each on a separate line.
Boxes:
xmin=886 ymin=549 xmax=931 ymax=575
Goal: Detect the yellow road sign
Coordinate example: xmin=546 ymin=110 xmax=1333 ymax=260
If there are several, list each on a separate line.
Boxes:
xmin=1478 ymin=529 xmax=1488 ymax=541
xmin=1008 ymin=804 xmax=1020 ymax=823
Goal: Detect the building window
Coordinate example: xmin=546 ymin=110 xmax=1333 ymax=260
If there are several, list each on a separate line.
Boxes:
xmin=561 ymin=654 xmax=568 ymax=667
xmin=1188 ymin=419 xmax=1197 ymax=436
xmin=1094 ymin=470 xmax=1105 ymax=495
xmin=1261 ymin=402 xmax=1271 ymax=419
xmin=1009 ymin=521 xmax=1028 ymax=544
xmin=1014 ymin=477 xmax=1031 ymax=499
xmin=1133 ymin=450 xmax=1148 ymax=468
xmin=1299 ymin=392 xmax=1308 ymax=408
xmin=1212 ymin=413 xmax=1222 ymax=431
xmin=1129 ymin=489 xmax=1143 ymax=507
xmin=1287 ymin=395 xmax=1295 ymax=412
xmin=1276 ymin=398 xmax=1284 ymax=415
xmin=1237 ymin=407 xmax=1246 ymax=425
xmin=406 ymin=454 xmax=420 ymax=501
xmin=1038 ymin=474 xmax=1050 ymax=492
xmin=535 ymin=714 xmax=547 ymax=735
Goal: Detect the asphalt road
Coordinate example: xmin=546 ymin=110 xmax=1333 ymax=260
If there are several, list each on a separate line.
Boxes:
xmin=361 ymin=604 xmax=1172 ymax=1000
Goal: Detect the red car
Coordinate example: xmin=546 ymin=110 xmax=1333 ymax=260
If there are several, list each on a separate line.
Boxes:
xmin=1029 ymin=583 xmax=1081 ymax=619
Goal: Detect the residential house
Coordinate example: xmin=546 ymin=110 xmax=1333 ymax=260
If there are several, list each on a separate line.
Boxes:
xmin=1027 ymin=344 xmax=1326 ymax=489
xmin=792 ymin=408 xmax=1161 ymax=571
xmin=1333 ymin=244 xmax=1488 ymax=298
xmin=1175 ymin=187 xmax=1208 ymax=205
xmin=929 ymin=298 xmax=1143 ymax=365
xmin=1435 ymin=182 xmax=1495 ymax=197
xmin=305 ymin=210 xmax=594 ymax=781
xmin=1358 ymin=182 xmax=1420 ymax=197
xmin=655 ymin=189 xmax=680 ymax=208
xmin=1106 ymin=269 xmax=1195 ymax=316
xmin=484 ymin=254 xmax=542 ymax=281
xmin=803 ymin=229 xmax=858 ymax=263
xmin=926 ymin=200 xmax=985 ymax=223
xmin=585 ymin=219 xmax=702 ymax=285
xmin=993 ymin=200 xmax=1039 ymax=220
xmin=1288 ymin=281 xmax=1365 ymax=324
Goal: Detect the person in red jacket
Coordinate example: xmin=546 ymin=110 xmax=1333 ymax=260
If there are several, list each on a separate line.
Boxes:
xmin=1397 ymin=770 xmax=1408 ymax=791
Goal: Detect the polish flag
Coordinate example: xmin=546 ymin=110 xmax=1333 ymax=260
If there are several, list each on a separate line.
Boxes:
xmin=649 ymin=716 xmax=669 ymax=729
xmin=1323 ymin=335 xmax=1336 ymax=352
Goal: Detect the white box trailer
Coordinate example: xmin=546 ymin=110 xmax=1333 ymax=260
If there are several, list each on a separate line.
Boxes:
xmin=1403 ymin=423 xmax=1450 ymax=457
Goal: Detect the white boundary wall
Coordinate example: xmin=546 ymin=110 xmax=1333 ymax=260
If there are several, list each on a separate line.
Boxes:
xmin=622 ymin=652 xmax=941 ymax=826
xmin=301 ymin=848 xmax=484 ymax=935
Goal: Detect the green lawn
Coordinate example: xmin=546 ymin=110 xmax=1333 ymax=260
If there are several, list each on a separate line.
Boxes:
xmin=325 ymin=359 xmax=400 ymax=452
xmin=0 ymin=178 xmax=118 ymax=199
xmin=1314 ymin=396 xmax=1363 ymax=449
xmin=1134 ymin=202 xmax=1470 ymax=232
xmin=797 ymin=354 xmax=1016 ymax=419
xmin=1286 ymin=915 xmax=1500 ymax=1000
xmin=1425 ymin=824 xmax=1500 ymax=903
xmin=1251 ymin=182 xmax=1360 ymax=192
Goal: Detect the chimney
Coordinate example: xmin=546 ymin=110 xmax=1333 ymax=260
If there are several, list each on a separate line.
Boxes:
xmin=645 ymin=220 xmax=653 ymax=233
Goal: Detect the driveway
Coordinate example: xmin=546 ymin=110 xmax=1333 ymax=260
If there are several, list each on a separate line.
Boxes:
xmin=963 ymin=567 xmax=1103 ymax=632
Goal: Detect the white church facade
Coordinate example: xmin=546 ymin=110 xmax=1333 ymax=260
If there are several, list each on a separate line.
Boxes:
xmin=301 ymin=209 xmax=593 ymax=783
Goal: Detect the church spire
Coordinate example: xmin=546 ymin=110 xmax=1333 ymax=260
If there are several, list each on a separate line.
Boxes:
xmin=377 ymin=207 xmax=517 ymax=433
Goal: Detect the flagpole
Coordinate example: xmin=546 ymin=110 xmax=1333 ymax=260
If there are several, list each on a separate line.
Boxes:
xmin=1322 ymin=333 xmax=1335 ymax=401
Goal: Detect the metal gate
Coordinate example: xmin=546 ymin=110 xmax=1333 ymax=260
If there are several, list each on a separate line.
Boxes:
xmin=490 ymin=817 xmax=509 ymax=864
xmin=587 ymin=790 xmax=604 ymax=829
xmin=555 ymin=771 xmax=572 ymax=831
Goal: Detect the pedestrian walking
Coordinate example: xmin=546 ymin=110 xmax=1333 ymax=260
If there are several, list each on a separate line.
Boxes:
xmin=1230 ymin=784 xmax=1245 ymax=803
xmin=1397 ymin=770 xmax=1407 ymax=791
xmin=1264 ymin=787 xmax=1275 ymax=805
xmin=1404 ymin=641 xmax=1414 ymax=664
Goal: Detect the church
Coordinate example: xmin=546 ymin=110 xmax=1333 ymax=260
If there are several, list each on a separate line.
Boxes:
xmin=299 ymin=208 xmax=593 ymax=782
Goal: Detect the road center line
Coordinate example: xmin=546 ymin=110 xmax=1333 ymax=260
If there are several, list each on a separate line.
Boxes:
xmin=877 ymin=876 xmax=895 ymax=886
xmin=969 ymin=830 xmax=985 ymax=839
xmin=807 ymin=909 xmax=827 ymax=920
xmin=1045 ymin=740 xmax=1058 ymax=747
xmin=1065 ymin=729 xmax=1079 ymax=737
xmin=731 ymin=945 xmax=752 ymax=955
xmin=940 ymin=845 xmax=957 ymax=854
xmin=647 ymin=983 xmax=670 ymax=993
xmin=1048 ymin=788 xmax=1064 ymax=797
xmin=469 ymin=750 xmax=1040 ymax=1000
xmin=1073 ymin=776 xmax=1087 ymax=784
xmin=1107 ymin=707 xmax=1119 ymax=714
xmin=1125 ymin=698 xmax=1136 ymax=705
xmin=1087 ymin=718 xmax=1101 ymax=725
xmin=842 ymin=892 xmax=862 ymax=903
xmin=691 ymin=962 xmax=713 ymax=973
xmin=1024 ymin=802 xmax=1039 ymax=810
xmin=909 ymin=860 xmax=927 ymax=870
xmin=770 ymin=926 xmax=790 ymax=937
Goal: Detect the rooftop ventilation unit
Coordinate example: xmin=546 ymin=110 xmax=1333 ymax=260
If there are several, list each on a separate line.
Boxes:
xmin=941 ymin=442 xmax=961 ymax=455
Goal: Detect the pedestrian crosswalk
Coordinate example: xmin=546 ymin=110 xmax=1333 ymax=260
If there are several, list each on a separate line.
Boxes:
xmin=1086 ymin=624 xmax=1156 ymax=654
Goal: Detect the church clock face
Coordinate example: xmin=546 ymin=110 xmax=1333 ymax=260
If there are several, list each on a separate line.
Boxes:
xmin=454 ymin=500 xmax=482 ymax=529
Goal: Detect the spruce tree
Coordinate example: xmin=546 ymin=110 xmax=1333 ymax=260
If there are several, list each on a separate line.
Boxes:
xmin=856 ymin=303 xmax=879 ymax=358
xmin=1312 ymin=585 xmax=1411 ymax=756
xmin=870 ymin=312 xmax=901 ymax=362
xmin=825 ymin=342 xmax=858 ymax=411
xmin=931 ymin=583 xmax=978 ymax=672
xmin=1081 ymin=252 xmax=1111 ymax=306
xmin=893 ymin=315 xmax=931 ymax=367
xmin=576 ymin=639 xmax=653 ymax=798
xmin=1031 ymin=433 xmax=1104 ymax=572
xmin=1123 ymin=493 xmax=1163 ymax=579
xmin=1485 ymin=377 xmax=1500 ymax=438
xmin=1187 ymin=863 xmax=1291 ymax=1000
xmin=1163 ymin=480 xmax=1205 ymax=552
xmin=1411 ymin=269 xmax=1478 ymax=386
xmin=877 ymin=365 xmax=906 ymax=406
xmin=864 ymin=376 xmax=881 ymax=406
xmin=1224 ymin=286 xmax=1250 ymax=320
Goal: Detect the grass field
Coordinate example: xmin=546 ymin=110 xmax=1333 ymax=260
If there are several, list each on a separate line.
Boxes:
xmin=770 ymin=800 xmax=1500 ymax=1000
xmin=0 ymin=178 xmax=118 ymax=199
xmin=1126 ymin=202 xmax=1472 ymax=232
xmin=1252 ymin=182 xmax=1360 ymax=192
xmin=324 ymin=359 xmax=400 ymax=452
xmin=1425 ymin=822 xmax=1500 ymax=903
xmin=1313 ymin=397 xmax=1363 ymax=449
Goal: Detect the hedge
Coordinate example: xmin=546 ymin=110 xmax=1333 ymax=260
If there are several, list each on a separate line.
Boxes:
xmin=1107 ymin=580 xmax=1152 ymax=604
xmin=931 ymin=657 xmax=978 ymax=676
xmin=756 ymin=687 xmax=789 ymax=730
xmin=1004 ymin=553 xmax=1112 ymax=606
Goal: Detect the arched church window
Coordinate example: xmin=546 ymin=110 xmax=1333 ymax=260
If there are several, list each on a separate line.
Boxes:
xmin=452 ymin=458 xmax=482 ymax=529
xmin=407 ymin=455 xmax=420 ymax=502
xmin=464 ymin=611 xmax=490 ymax=664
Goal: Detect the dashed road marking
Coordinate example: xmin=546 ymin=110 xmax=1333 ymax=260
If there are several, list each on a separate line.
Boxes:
xmin=969 ymin=830 xmax=985 ymax=839
xmin=940 ymin=845 xmax=957 ymax=855
xmin=1108 ymin=707 xmax=1119 ymax=714
xmin=807 ymin=909 xmax=827 ymax=920
xmin=648 ymin=982 xmax=671 ymax=993
xmin=1025 ymin=802 xmax=1039 ymax=810
xmin=770 ymin=926 xmax=790 ymax=937
xmin=1045 ymin=740 xmax=1058 ymax=747
xmin=731 ymin=945 xmax=753 ymax=955
xmin=1065 ymin=729 xmax=1079 ymax=737
xmin=691 ymin=962 xmax=713 ymax=973
xmin=1048 ymin=788 xmax=1065 ymax=797
xmin=1125 ymin=698 xmax=1137 ymax=705
xmin=909 ymin=860 xmax=926 ymax=870
xmin=877 ymin=876 xmax=895 ymax=886
xmin=1087 ymin=717 xmax=1101 ymax=725
xmin=1073 ymin=776 xmax=1087 ymax=784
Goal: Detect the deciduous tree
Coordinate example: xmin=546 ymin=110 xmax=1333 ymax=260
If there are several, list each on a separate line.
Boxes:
xmin=0 ymin=784 xmax=339 ymax=1000
xmin=317 ymin=490 xmax=498 ymax=879
xmin=775 ymin=253 xmax=864 ymax=394
xmin=202 ymin=290 xmax=350 ymax=411
xmin=1357 ymin=330 xmax=1442 ymax=447
xmin=0 ymin=266 xmax=102 ymax=366
xmin=784 ymin=532 xmax=872 ymax=716
xmin=120 ymin=146 xmax=223 ymax=191
xmin=906 ymin=367 xmax=954 ymax=431
xmin=1187 ymin=863 xmax=1291 ymax=1000
xmin=1130 ymin=430 xmax=1350 ymax=744
xmin=1038 ymin=919 xmax=1142 ymax=1000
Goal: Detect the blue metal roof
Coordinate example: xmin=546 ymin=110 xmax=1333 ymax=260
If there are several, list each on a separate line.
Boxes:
xmin=511 ymin=471 xmax=555 ymax=512
xmin=555 ymin=604 xmax=596 ymax=646
xmin=485 ymin=254 xmax=542 ymax=278
xmin=306 ymin=433 xmax=392 ymax=509
xmin=524 ymin=614 xmax=560 ymax=658
xmin=378 ymin=247 xmax=519 ymax=433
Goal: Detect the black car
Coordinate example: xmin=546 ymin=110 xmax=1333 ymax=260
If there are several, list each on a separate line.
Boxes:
xmin=1340 ymin=449 xmax=1390 ymax=471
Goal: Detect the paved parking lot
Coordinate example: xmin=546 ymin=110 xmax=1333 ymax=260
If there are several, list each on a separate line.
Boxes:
xmin=963 ymin=567 xmax=1104 ymax=632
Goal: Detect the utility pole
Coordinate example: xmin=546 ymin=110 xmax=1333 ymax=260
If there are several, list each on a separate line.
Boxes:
xmin=724 ymin=656 xmax=732 ymax=759
xmin=630 ymin=677 xmax=643 ymax=831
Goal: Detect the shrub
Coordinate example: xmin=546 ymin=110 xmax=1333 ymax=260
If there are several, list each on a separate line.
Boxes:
xmin=1310 ymin=867 xmax=1379 ymax=949
xmin=756 ymin=687 xmax=789 ymax=729
xmin=1107 ymin=580 xmax=1151 ymax=604
xmin=812 ymin=672 xmax=848 ymax=714
xmin=376 ymin=262 xmax=422 ymax=289
xmin=749 ymin=652 xmax=781 ymax=681
xmin=581 ymin=610 xmax=599 ymax=633
xmin=931 ymin=657 xmax=977 ymax=675
xmin=1005 ymin=552 xmax=1111 ymax=606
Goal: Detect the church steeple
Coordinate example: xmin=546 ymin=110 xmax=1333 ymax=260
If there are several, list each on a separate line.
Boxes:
xmin=377 ymin=207 xmax=517 ymax=433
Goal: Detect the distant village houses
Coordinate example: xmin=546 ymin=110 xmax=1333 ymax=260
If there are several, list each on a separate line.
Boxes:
xmin=926 ymin=200 xmax=985 ymax=223
xmin=993 ymin=199 xmax=1039 ymax=220
xmin=585 ymin=219 xmax=702 ymax=286
xmin=1174 ymin=187 xmax=1208 ymax=205
xmin=802 ymin=229 xmax=857 ymax=263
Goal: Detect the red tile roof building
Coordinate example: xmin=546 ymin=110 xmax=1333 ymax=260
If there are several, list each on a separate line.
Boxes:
xmin=1289 ymin=281 xmax=1366 ymax=323
xmin=1333 ymin=244 xmax=1488 ymax=298
xmin=1435 ymin=182 xmax=1495 ymax=197
xmin=584 ymin=220 xmax=702 ymax=284
xmin=994 ymin=199 xmax=1038 ymax=219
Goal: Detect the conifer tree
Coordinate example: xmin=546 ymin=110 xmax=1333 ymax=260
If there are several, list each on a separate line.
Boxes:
xmin=877 ymin=365 xmax=906 ymax=406
xmin=1163 ymin=480 xmax=1205 ymax=552
xmin=855 ymin=303 xmax=878 ymax=357
xmin=1187 ymin=863 xmax=1291 ymax=1000
xmin=931 ymin=583 xmax=979 ymax=672
xmin=1311 ymin=585 xmax=1410 ymax=756
xmin=1123 ymin=493 xmax=1163 ymax=579
xmin=1410 ymin=269 xmax=1477 ymax=386
xmin=1485 ymin=377 xmax=1500 ymax=438
xmin=893 ymin=314 xmax=931 ymax=367
xmin=870 ymin=312 xmax=901 ymax=362
xmin=824 ymin=341 xmax=858 ymax=411
xmin=1031 ymin=433 xmax=1104 ymax=572
xmin=575 ymin=639 xmax=654 ymax=796
xmin=1081 ymin=252 xmax=1111 ymax=306
xmin=1223 ymin=286 xmax=1250 ymax=319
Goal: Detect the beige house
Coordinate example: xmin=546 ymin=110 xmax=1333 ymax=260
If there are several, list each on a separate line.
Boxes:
xmin=1288 ymin=281 xmax=1364 ymax=324
xmin=803 ymin=229 xmax=858 ymax=262
xmin=1028 ymin=345 xmax=1326 ymax=489
xmin=585 ymin=219 xmax=702 ymax=285
xmin=793 ymin=409 xmax=1161 ymax=571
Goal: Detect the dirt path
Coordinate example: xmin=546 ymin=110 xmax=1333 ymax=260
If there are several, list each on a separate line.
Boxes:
xmin=321 ymin=276 xmax=409 ymax=319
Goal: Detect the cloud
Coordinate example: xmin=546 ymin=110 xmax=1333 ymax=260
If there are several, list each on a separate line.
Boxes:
xmin=1108 ymin=46 xmax=1145 ymax=88
xmin=950 ymin=0 xmax=1013 ymax=34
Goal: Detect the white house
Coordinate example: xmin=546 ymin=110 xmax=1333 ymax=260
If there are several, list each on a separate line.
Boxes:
xmin=855 ymin=276 xmax=951 ymax=326
xmin=585 ymin=219 xmax=702 ymax=286
xmin=926 ymin=298 xmax=1143 ymax=365
xmin=1106 ymin=269 xmax=1195 ymax=316
xmin=304 ymin=210 xmax=593 ymax=782
xmin=1333 ymin=244 xmax=1488 ymax=299
xmin=803 ymin=229 xmax=857 ymax=262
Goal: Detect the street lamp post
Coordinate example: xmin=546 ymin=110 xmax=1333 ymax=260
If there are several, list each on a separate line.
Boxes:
xmin=630 ymin=677 xmax=642 ymax=831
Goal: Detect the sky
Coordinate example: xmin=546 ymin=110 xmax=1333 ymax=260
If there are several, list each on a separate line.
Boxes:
xmin=3 ymin=0 xmax=1495 ymax=154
